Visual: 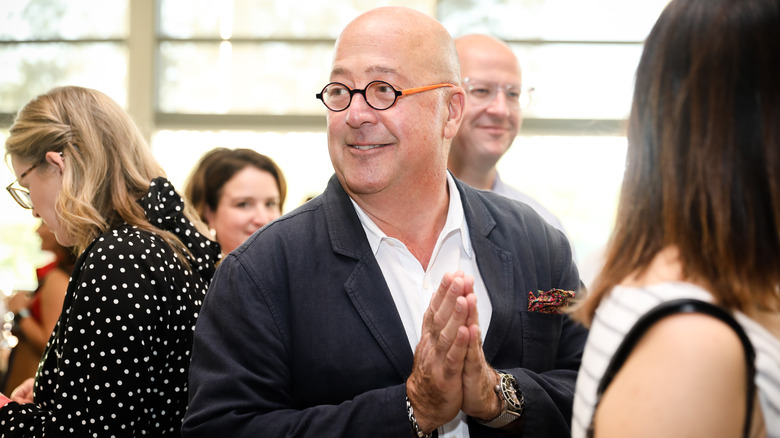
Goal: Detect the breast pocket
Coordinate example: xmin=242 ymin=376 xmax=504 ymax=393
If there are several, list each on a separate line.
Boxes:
xmin=520 ymin=311 xmax=563 ymax=372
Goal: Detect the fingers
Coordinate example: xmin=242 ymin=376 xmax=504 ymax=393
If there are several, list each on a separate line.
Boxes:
xmin=461 ymin=325 xmax=499 ymax=418
xmin=464 ymin=278 xmax=478 ymax=328
xmin=439 ymin=296 xmax=469 ymax=377
xmin=460 ymin=287 xmax=498 ymax=419
xmin=465 ymin=323 xmax=483 ymax=364
xmin=428 ymin=271 xmax=464 ymax=316
xmin=10 ymin=378 xmax=35 ymax=404
xmin=424 ymin=272 xmax=477 ymax=361
xmin=408 ymin=271 xmax=484 ymax=427
xmin=407 ymin=275 xmax=470 ymax=430
xmin=424 ymin=272 xmax=467 ymax=343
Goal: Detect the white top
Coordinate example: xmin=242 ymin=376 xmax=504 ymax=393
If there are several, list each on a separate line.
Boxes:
xmin=351 ymin=172 xmax=491 ymax=438
xmin=492 ymin=173 xmax=576 ymax=263
xmin=492 ymin=172 xmax=567 ymax=236
xmin=572 ymin=282 xmax=780 ymax=437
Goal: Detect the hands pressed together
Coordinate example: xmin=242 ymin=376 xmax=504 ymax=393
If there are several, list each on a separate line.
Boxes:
xmin=406 ymin=271 xmax=503 ymax=433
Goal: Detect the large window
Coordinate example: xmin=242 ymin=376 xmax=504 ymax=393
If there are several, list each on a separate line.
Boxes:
xmin=0 ymin=0 xmax=669 ymax=289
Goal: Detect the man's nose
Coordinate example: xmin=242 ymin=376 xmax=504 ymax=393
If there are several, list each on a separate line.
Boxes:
xmin=485 ymin=91 xmax=513 ymax=118
xmin=345 ymin=92 xmax=378 ymax=127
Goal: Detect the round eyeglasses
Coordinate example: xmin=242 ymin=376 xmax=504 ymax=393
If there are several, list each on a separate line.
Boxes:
xmin=463 ymin=77 xmax=534 ymax=110
xmin=316 ymin=80 xmax=455 ymax=112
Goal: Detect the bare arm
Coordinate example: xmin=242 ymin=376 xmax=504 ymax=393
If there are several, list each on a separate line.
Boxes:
xmin=17 ymin=269 xmax=69 ymax=354
xmin=594 ymin=313 xmax=747 ymax=437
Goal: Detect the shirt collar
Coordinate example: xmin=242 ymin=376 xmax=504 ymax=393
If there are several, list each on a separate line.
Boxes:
xmin=491 ymin=171 xmax=505 ymax=192
xmin=351 ymin=172 xmax=472 ymax=257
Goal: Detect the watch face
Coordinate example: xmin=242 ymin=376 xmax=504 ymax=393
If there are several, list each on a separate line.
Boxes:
xmin=500 ymin=374 xmax=524 ymax=411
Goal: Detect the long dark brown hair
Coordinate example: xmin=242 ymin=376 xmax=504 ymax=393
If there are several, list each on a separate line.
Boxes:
xmin=576 ymin=0 xmax=780 ymax=325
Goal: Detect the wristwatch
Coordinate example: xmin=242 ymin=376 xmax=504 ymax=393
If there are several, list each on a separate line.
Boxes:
xmin=475 ymin=372 xmax=525 ymax=428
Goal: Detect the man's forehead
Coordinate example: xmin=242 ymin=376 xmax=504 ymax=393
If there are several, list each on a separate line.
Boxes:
xmin=460 ymin=59 xmax=521 ymax=85
xmin=329 ymin=62 xmax=413 ymax=84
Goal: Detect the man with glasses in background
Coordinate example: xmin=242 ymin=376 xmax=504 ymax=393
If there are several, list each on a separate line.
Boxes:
xmin=184 ymin=7 xmax=585 ymax=438
xmin=449 ymin=34 xmax=568 ymax=236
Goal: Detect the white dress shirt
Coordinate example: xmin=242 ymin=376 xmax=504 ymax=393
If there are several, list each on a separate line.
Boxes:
xmin=351 ymin=172 xmax=492 ymax=438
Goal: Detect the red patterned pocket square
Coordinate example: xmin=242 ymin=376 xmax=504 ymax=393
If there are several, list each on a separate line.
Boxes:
xmin=528 ymin=289 xmax=575 ymax=314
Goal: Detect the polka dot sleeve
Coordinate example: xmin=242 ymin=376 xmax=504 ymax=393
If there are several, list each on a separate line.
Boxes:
xmin=0 ymin=226 xmax=213 ymax=437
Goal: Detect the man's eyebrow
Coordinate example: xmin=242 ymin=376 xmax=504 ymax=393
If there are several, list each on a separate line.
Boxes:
xmin=330 ymin=65 xmax=399 ymax=78
xmin=366 ymin=65 xmax=398 ymax=75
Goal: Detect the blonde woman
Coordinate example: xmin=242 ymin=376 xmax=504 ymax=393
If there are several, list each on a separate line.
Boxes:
xmin=1 ymin=86 xmax=220 ymax=436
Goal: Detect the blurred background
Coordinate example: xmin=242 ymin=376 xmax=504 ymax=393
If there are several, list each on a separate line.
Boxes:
xmin=0 ymin=0 xmax=670 ymax=291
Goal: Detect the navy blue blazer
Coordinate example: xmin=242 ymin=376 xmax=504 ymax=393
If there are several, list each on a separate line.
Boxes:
xmin=183 ymin=174 xmax=587 ymax=438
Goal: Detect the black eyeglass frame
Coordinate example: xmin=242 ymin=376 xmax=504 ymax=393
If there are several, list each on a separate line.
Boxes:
xmin=316 ymin=80 xmax=455 ymax=112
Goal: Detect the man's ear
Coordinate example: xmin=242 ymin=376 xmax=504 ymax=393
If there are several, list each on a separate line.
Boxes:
xmin=45 ymin=151 xmax=65 ymax=174
xmin=444 ymin=87 xmax=465 ymax=139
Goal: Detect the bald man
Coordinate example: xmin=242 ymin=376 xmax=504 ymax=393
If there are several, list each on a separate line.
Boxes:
xmin=184 ymin=8 xmax=585 ymax=438
xmin=449 ymin=34 xmax=567 ymax=235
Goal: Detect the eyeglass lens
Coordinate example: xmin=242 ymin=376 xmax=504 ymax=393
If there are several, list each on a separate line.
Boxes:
xmin=7 ymin=187 xmax=33 ymax=209
xmin=466 ymin=81 xmax=530 ymax=108
xmin=319 ymin=81 xmax=399 ymax=111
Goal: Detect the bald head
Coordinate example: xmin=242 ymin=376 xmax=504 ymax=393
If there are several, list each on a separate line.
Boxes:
xmin=455 ymin=34 xmax=520 ymax=81
xmin=333 ymin=7 xmax=460 ymax=84
xmin=324 ymin=6 xmax=467 ymax=212
xmin=448 ymin=34 xmax=524 ymax=190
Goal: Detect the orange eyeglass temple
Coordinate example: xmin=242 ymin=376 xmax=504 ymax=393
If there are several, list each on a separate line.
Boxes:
xmin=400 ymin=83 xmax=456 ymax=96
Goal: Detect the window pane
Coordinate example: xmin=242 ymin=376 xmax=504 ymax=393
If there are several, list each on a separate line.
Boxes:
xmin=496 ymin=135 xmax=626 ymax=286
xmin=159 ymin=0 xmax=435 ymax=39
xmin=158 ymin=41 xmax=332 ymax=114
xmin=0 ymin=0 xmax=128 ymax=40
xmin=151 ymin=130 xmax=333 ymax=212
xmin=516 ymin=43 xmax=642 ymax=120
xmin=439 ymin=0 xmax=668 ymax=42
xmin=0 ymin=43 xmax=128 ymax=113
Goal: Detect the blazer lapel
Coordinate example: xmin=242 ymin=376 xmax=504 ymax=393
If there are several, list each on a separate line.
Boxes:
xmin=343 ymin=262 xmax=416 ymax=379
xmin=457 ymin=179 xmax=517 ymax=363
xmin=323 ymin=176 xmax=415 ymax=379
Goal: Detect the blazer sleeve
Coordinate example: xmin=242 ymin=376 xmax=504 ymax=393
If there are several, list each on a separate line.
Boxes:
xmin=182 ymin=253 xmax=413 ymax=437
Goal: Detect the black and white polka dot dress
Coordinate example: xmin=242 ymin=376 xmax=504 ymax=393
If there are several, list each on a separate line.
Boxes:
xmin=0 ymin=178 xmax=220 ymax=437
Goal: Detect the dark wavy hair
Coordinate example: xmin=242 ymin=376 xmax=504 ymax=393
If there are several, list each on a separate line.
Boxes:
xmin=577 ymin=0 xmax=780 ymax=325
xmin=184 ymin=148 xmax=287 ymax=223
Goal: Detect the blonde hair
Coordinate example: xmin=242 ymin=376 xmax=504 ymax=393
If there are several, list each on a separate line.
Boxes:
xmin=5 ymin=86 xmax=208 ymax=261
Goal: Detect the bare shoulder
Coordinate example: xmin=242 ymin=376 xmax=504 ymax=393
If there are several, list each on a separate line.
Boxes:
xmin=593 ymin=313 xmax=748 ymax=438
